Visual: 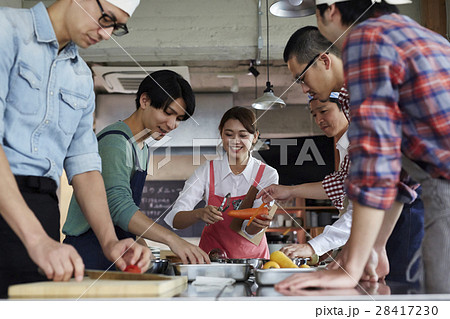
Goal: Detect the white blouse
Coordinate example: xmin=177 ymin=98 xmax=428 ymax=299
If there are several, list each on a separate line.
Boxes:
xmin=336 ymin=131 xmax=349 ymax=165
xmin=308 ymin=131 xmax=351 ymax=256
xmin=164 ymin=154 xmax=279 ymax=229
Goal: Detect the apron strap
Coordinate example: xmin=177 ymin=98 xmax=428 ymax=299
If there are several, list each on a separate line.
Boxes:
xmin=143 ymin=144 xmax=150 ymax=173
xmin=209 ymin=161 xmax=215 ymax=196
xmin=252 ymin=163 xmax=266 ymax=188
xmin=97 ymin=129 xmax=131 ymax=142
xmin=97 ymin=130 xmax=143 ymax=171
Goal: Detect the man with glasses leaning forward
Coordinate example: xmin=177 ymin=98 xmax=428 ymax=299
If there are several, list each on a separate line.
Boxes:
xmin=275 ymin=1 xmax=450 ymax=294
xmin=259 ymin=26 xmax=421 ymax=284
xmin=0 ymin=0 xmax=150 ymax=298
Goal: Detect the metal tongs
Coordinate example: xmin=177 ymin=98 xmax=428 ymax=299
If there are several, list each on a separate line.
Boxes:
xmin=218 ymin=193 xmax=231 ymax=212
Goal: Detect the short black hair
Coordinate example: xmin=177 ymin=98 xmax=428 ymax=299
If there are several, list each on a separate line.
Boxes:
xmin=308 ymin=97 xmax=343 ymax=111
xmin=317 ymin=0 xmax=399 ymax=27
xmin=135 ymin=70 xmax=195 ymax=121
xmin=329 ymin=97 xmax=343 ymax=111
xmin=283 ymin=26 xmax=341 ymax=64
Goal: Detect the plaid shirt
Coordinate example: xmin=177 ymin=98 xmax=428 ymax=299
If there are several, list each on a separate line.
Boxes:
xmin=343 ymin=14 xmax=450 ymax=210
xmin=322 ymin=87 xmax=350 ymax=210
xmin=338 ymin=86 xmax=350 ymax=121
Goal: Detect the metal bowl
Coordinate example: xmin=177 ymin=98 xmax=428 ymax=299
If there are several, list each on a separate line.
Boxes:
xmin=226 ymin=258 xmax=270 ymax=270
xmin=174 ymin=263 xmax=251 ymax=281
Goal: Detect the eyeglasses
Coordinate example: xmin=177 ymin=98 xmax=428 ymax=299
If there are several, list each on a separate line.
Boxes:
xmin=96 ymin=0 xmax=129 ymax=36
xmin=295 ymin=52 xmax=329 ymax=85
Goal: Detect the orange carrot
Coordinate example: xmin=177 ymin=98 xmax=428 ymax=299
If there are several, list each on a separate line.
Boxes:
xmin=227 ymin=203 xmax=269 ymax=226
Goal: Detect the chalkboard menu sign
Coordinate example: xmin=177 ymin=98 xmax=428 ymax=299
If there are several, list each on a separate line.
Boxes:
xmin=140 ymin=180 xmax=206 ymax=237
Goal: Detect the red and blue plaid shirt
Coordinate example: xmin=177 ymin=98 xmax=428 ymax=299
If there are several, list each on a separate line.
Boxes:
xmin=343 ymin=14 xmax=450 ymax=210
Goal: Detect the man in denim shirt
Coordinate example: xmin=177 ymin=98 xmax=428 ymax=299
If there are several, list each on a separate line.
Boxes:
xmin=0 ymin=0 xmax=150 ymax=297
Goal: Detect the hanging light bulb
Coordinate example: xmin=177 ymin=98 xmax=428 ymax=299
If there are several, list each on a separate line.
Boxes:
xmin=269 ymin=0 xmax=316 ymax=18
xmin=252 ymin=0 xmax=286 ymax=110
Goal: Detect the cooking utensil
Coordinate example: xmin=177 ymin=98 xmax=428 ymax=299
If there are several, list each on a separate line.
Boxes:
xmin=218 ymin=193 xmax=231 ymax=212
xmin=205 ymin=192 xmax=231 ymax=227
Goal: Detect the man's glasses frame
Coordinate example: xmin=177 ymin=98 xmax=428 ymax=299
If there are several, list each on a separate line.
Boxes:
xmin=96 ymin=0 xmax=129 ymax=36
xmin=295 ymin=52 xmax=329 ymax=85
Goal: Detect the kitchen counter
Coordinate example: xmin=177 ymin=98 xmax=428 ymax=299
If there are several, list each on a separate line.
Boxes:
xmin=162 ymin=279 xmax=450 ymax=301
xmin=6 ymin=278 xmax=450 ymax=319
xmin=8 ymin=269 xmax=450 ymax=301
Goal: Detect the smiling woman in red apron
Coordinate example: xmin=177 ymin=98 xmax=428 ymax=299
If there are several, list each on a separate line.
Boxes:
xmin=63 ymin=70 xmax=209 ymax=270
xmin=165 ymin=107 xmax=279 ymax=259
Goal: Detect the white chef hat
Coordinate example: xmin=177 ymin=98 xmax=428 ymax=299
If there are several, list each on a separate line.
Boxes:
xmin=105 ymin=0 xmax=140 ymax=17
xmin=316 ymin=0 xmax=411 ymax=5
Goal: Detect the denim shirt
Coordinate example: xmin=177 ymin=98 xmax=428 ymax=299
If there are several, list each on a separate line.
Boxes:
xmin=0 ymin=3 xmax=101 ymax=186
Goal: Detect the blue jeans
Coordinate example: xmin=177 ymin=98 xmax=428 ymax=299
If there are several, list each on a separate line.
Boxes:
xmin=386 ymin=187 xmax=424 ymax=283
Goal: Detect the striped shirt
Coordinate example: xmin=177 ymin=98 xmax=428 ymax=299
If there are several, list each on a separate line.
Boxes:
xmin=343 ymin=14 xmax=450 ymax=210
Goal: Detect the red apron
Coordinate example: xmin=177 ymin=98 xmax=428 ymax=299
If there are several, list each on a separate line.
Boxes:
xmin=198 ymin=161 xmax=270 ymax=259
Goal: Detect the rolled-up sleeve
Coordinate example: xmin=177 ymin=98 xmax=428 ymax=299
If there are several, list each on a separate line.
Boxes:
xmin=308 ymin=202 xmax=353 ymax=256
xmin=164 ymin=163 xmax=208 ymax=229
xmin=64 ymin=90 xmax=101 ymax=183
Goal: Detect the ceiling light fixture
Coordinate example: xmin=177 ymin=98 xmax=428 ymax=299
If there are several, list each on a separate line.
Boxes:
xmin=252 ymin=0 xmax=286 ymax=110
xmin=269 ymin=0 xmax=316 ymax=18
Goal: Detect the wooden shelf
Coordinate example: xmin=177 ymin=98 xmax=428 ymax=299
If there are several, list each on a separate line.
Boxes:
xmin=270 ymin=198 xmax=337 ymax=243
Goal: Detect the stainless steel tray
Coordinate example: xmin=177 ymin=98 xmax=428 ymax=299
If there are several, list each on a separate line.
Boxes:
xmin=174 ymin=263 xmax=251 ymax=281
xmin=255 ymin=268 xmax=317 ymax=286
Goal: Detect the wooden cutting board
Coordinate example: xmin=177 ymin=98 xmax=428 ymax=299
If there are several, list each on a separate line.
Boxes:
xmin=8 ymin=274 xmax=187 ymax=299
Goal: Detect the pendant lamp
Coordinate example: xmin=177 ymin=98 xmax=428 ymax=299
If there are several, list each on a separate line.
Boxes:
xmin=252 ymin=0 xmax=286 ymax=110
xmin=269 ymin=0 xmax=316 ymax=18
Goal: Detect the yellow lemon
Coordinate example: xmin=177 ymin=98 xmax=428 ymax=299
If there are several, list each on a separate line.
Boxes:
xmin=262 ymin=261 xmax=281 ymax=269
xmin=270 ymin=251 xmax=298 ymax=268
xmin=299 ymin=264 xmax=310 ymax=268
